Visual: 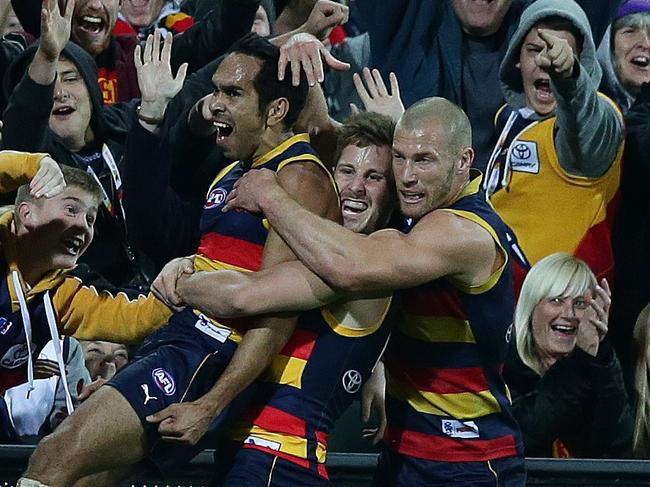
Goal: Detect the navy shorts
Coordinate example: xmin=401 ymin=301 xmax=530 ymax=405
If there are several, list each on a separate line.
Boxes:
xmin=219 ymin=448 xmax=329 ymax=487
xmin=373 ymin=448 xmax=527 ymax=487
xmin=107 ymin=308 xmax=242 ymax=470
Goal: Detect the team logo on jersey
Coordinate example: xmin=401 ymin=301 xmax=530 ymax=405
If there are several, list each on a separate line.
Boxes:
xmin=509 ymin=140 xmax=539 ymax=174
xmin=1 ymin=342 xmax=32 ymax=369
xmin=152 ymin=368 xmax=176 ymax=396
xmin=0 ymin=317 xmax=13 ymax=335
xmin=441 ymin=419 xmax=480 ymax=439
xmin=204 ymin=188 xmax=228 ymax=209
xmin=342 ymin=369 xmax=363 ymax=394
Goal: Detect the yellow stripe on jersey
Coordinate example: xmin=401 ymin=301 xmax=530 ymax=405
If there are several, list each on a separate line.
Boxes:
xmin=400 ymin=314 xmax=476 ymax=344
xmin=193 ymin=254 xmax=251 ymax=273
xmin=387 ymin=375 xmax=502 ymax=419
xmin=230 ymin=423 xmax=327 ymax=463
xmin=439 ymin=209 xmax=508 ymax=294
xmin=253 ymin=133 xmax=312 ymax=168
xmin=261 ymin=354 xmax=307 ymax=388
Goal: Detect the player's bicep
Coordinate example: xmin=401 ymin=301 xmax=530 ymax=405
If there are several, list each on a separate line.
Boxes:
xmin=261 ymin=160 xmax=339 ymax=269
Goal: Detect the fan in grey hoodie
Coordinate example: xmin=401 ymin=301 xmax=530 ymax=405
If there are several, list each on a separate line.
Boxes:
xmin=486 ymin=0 xmax=624 ymax=283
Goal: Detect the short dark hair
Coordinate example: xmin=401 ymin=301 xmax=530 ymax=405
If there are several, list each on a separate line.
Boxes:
xmin=227 ymin=33 xmax=308 ymax=128
xmin=16 ymin=164 xmax=103 ymax=207
xmin=335 ymin=112 xmax=396 ymax=165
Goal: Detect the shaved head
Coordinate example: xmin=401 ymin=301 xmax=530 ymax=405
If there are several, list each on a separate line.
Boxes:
xmin=398 ymin=97 xmax=472 ymax=157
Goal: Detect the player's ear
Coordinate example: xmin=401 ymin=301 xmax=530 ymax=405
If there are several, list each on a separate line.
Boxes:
xmin=266 ymin=98 xmax=289 ymax=127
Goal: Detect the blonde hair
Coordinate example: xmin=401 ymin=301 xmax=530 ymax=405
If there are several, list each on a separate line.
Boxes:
xmin=632 ymin=303 xmax=650 ymax=458
xmin=514 ymin=252 xmax=596 ymax=376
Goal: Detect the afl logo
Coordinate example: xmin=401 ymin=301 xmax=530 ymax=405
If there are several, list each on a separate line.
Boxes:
xmin=513 ymin=143 xmax=531 ymax=160
xmin=342 ymin=369 xmax=363 ymax=394
xmin=152 ymin=368 xmax=176 ymax=396
xmin=204 ymin=188 xmax=228 ymax=209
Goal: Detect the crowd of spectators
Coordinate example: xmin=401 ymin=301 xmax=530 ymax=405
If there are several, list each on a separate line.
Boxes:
xmin=0 ymin=0 xmax=649 ymax=478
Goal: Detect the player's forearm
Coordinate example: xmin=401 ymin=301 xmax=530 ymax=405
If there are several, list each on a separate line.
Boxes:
xmin=195 ymin=319 xmax=296 ymax=418
xmin=258 ymin=186 xmax=369 ymax=290
xmin=177 ymin=270 xmax=255 ymax=318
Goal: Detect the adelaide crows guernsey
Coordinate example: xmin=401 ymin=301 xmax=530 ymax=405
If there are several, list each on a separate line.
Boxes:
xmin=383 ymin=172 xmax=523 ymax=463
xmin=192 ymin=134 xmax=332 ymax=343
xmin=489 ymin=100 xmax=622 ymax=281
xmin=229 ymin=299 xmax=392 ymax=478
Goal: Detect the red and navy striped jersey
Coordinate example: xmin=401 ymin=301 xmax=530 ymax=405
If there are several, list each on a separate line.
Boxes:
xmin=229 ymin=299 xmax=392 ymax=477
xmin=383 ymin=171 xmax=524 ymax=463
xmin=193 ymin=134 xmax=332 ymax=341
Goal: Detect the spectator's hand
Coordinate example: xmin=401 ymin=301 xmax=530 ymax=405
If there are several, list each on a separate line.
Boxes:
xmin=33 ymin=358 xmax=60 ymax=379
xmin=577 ymin=278 xmax=611 ymax=356
xmin=151 ymin=256 xmax=194 ymax=312
xmin=535 ymin=29 xmax=576 ymax=79
xmin=302 ymin=0 xmax=349 ymax=41
xmin=146 ymin=401 xmax=213 ymax=445
xmin=78 ymin=378 xmax=108 ymax=401
xmin=30 ymin=156 xmax=66 ymax=199
xmin=39 ymin=0 xmax=74 ymax=62
xmin=361 ymin=361 xmax=386 ymax=445
xmin=135 ymin=30 xmax=188 ymax=123
xmin=295 ymin=84 xmax=337 ymax=136
xmin=351 ymin=68 xmax=405 ymax=122
xmin=223 ymin=169 xmax=280 ymax=213
xmin=279 ymin=33 xmax=350 ymax=87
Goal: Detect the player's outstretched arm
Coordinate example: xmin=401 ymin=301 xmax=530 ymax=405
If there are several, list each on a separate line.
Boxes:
xmin=224 ymin=169 xmax=500 ymax=293
xmin=177 ymin=260 xmax=341 ymax=318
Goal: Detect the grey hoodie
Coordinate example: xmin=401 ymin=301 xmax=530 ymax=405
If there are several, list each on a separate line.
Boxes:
xmin=499 ymin=0 xmax=623 ymax=178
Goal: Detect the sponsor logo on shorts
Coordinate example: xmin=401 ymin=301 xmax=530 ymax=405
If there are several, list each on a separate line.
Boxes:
xmin=1 ymin=342 xmax=32 ymax=369
xmin=204 ymin=188 xmax=228 ymax=209
xmin=505 ymin=323 xmax=513 ymax=343
xmin=141 ymin=384 xmax=158 ymax=405
xmin=243 ymin=435 xmax=281 ymax=451
xmin=194 ymin=314 xmax=231 ymax=343
xmin=152 ymin=368 xmax=176 ymax=396
xmin=441 ymin=419 xmax=480 ymax=439
xmin=0 ymin=317 xmax=13 ymax=335
xmin=342 ymin=369 xmax=363 ymax=394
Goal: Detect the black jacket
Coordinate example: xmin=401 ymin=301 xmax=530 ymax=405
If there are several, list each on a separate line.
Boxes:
xmin=504 ymin=340 xmax=634 ymax=458
xmin=2 ymin=42 xmax=152 ymax=290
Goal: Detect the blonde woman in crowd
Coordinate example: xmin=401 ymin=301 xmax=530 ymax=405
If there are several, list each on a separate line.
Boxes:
xmin=504 ymin=252 xmax=634 ymax=458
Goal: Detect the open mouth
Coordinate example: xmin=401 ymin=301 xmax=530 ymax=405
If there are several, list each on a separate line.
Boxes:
xmin=62 ymin=237 xmax=84 ymax=255
xmin=399 ymin=190 xmax=424 ymax=204
xmin=213 ymin=121 xmax=234 ymax=143
xmin=52 ymin=106 xmax=75 ymax=116
xmin=341 ymin=199 xmax=368 ymax=215
xmin=630 ymin=56 xmax=650 ymax=68
xmin=550 ymin=323 xmax=577 ymax=336
xmin=78 ymin=15 xmax=105 ymax=35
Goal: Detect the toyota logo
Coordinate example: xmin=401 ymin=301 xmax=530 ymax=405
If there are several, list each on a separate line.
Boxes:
xmin=513 ymin=143 xmax=531 ymax=160
xmin=342 ymin=370 xmax=363 ymax=394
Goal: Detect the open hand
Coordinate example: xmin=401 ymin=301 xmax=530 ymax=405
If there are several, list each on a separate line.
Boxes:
xmin=135 ymin=30 xmax=188 ymax=121
xmin=222 ymin=169 xmax=281 ymax=213
xmin=30 ymin=156 xmax=66 ymax=199
xmin=351 ymin=68 xmax=405 ymax=122
xmin=279 ymin=33 xmax=350 ymax=87
xmin=39 ymin=0 xmax=74 ymax=62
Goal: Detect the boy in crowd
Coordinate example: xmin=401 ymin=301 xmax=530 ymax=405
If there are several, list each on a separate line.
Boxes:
xmin=486 ymin=0 xmax=624 ymax=283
